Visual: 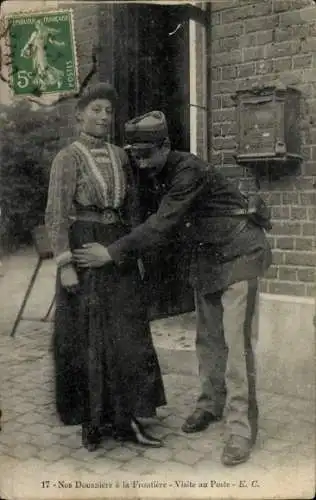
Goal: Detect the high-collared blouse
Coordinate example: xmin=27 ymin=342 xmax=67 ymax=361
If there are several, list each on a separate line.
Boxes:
xmin=45 ymin=133 xmax=129 ymax=267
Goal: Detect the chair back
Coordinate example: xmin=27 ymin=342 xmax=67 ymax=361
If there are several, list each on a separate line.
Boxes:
xmin=32 ymin=225 xmax=53 ymax=259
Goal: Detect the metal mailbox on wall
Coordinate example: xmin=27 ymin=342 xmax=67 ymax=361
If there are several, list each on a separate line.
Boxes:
xmin=234 ymin=86 xmax=302 ymax=173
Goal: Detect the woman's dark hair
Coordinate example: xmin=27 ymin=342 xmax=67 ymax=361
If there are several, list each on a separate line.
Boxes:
xmin=76 ymin=83 xmax=118 ymax=111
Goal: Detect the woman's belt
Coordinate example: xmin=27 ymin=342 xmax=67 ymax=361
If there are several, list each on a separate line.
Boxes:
xmin=72 ymin=207 xmax=122 ymax=225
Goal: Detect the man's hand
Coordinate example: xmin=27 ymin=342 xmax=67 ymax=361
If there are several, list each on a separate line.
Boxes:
xmin=73 ymin=243 xmax=113 ymax=268
xmin=60 ymin=263 xmax=80 ymax=293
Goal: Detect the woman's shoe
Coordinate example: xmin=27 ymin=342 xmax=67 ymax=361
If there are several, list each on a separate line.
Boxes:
xmin=114 ymin=418 xmax=162 ymax=448
xmin=82 ymin=425 xmax=101 ymax=452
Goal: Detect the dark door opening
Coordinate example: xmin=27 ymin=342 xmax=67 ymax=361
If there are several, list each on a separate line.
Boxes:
xmin=114 ymin=3 xmax=190 ymax=149
xmin=113 ymin=4 xmax=194 ymax=319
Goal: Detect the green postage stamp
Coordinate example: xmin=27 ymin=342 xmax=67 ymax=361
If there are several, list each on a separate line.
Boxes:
xmin=6 ymin=9 xmax=79 ymax=96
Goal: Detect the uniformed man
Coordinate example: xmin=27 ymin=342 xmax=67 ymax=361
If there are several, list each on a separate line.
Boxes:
xmin=73 ymin=111 xmax=272 ymax=466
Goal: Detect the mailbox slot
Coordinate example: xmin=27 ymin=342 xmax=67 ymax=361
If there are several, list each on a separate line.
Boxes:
xmin=235 ymin=86 xmax=302 ymax=170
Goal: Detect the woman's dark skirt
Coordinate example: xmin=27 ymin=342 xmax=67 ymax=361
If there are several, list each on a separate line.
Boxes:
xmin=53 ymin=220 xmax=166 ymax=430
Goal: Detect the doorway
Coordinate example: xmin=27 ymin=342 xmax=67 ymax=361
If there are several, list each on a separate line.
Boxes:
xmin=114 ymin=3 xmax=190 ymax=150
xmin=113 ymin=4 xmax=198 ymax=318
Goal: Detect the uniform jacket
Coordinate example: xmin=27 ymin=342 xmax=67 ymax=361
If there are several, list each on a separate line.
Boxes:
xmin=108 ymin=151 xmax=272 ymax=293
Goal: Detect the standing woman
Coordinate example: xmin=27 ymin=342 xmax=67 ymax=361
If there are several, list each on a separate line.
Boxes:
xmin=45 ymin=83 xmax=166 ymax=451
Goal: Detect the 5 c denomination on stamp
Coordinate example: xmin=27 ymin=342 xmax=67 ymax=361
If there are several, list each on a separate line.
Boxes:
xmin=6 ymin=9 xmax=79 ymax=96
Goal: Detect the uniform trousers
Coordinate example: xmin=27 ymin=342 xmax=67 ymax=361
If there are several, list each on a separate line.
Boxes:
xmin=195 ymin=278 xmax=259 ymax=442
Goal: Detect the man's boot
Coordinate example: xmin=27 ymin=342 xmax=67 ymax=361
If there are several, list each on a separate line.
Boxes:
xmin=221 ymin=435 xmax=252 ymax=466
xmin=182 ymin=409 xmax=220 ymax=433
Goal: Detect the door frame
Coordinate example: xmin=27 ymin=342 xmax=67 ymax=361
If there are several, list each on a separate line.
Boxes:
xmin=113 ymin=2 xmax=210 ymax=153
xmin=188 ymin=3 xmax=209 ymax=161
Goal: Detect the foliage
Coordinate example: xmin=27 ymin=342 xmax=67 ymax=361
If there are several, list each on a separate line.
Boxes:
xmin=0 ymin=100 xmax=67 ymax=251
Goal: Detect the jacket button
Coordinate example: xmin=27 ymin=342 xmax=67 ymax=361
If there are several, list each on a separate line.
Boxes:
xmin=185 ymin=222 xmax=191 ymax=228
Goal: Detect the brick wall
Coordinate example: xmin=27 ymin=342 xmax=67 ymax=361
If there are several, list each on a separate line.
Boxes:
xmin=210 ymin=0 xmax=316 ymax=297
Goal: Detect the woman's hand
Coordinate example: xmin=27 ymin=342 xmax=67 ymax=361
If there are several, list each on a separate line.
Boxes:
xmin=73 ymin=243 xmax=113 ymax=268
xmin=60 ymin=263 xmax=80 ymax=293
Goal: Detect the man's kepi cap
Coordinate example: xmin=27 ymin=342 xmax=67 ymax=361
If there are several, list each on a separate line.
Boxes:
xmin=124 ymin=110 xmax=168 ymax=149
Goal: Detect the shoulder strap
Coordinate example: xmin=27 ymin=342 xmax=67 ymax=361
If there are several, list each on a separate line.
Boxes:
xmin=71 ymin=140 xmax=108 ymax=206
xmin=72 ymin=140 xmax=98 ymax=170
xmin=106 ymin=143 xmax=127 ymax=207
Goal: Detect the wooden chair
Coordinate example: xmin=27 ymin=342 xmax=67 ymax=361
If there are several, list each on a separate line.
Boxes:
xmin=10 ymin=225 xmax=55 ymax=337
